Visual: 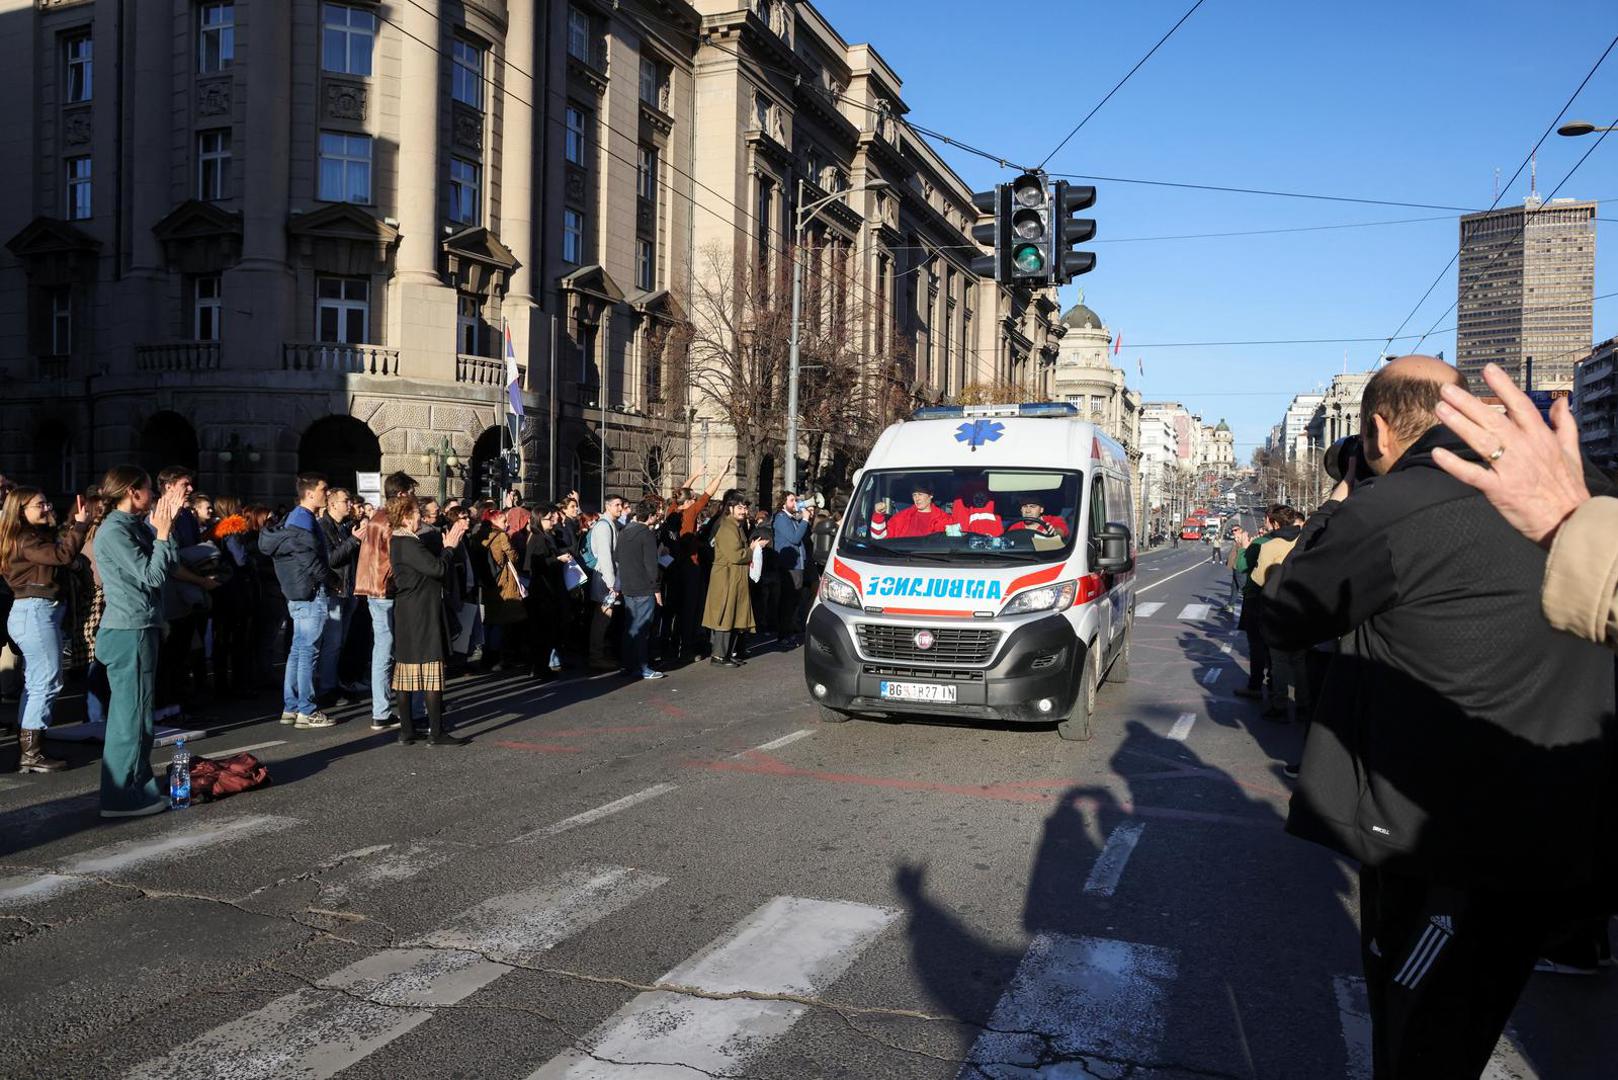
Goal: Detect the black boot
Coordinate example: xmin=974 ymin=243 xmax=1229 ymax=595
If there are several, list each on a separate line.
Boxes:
xmin=17 ymin=729 xmax=67 ymax=773
xmin=397 ymin=692 xmax=420 ymax=744
xmin=424 ymin=691 xmax=466 ymax=747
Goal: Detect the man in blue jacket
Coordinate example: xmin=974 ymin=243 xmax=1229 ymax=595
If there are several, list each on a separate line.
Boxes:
xmin=772 ymin=492 xmax=814 ymax=647
xmin=260 ymin=473 xmax=339 ymax=729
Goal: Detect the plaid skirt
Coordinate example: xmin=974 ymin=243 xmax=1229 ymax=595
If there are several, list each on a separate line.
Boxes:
xmin=392 ymin=661 xmax=445 ymax=693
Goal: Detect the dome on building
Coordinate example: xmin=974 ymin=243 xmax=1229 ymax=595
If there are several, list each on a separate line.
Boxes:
xmin=1061 ymin=303 xmax=1104 ymax=331
xmin=1216 ymin=419 xmax=1230 ymax=432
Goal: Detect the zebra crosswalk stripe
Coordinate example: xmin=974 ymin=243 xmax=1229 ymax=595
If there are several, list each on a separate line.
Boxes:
xmin=1177 ymin=603 xmax=1213 ymax=621
xmin=125 ymin=865 xmax=668 ymax=1080
xmin=528 ymin=895 xmax=898 ymax=1078
xmin=1136 ymin=602 xmax=1165 ymax=618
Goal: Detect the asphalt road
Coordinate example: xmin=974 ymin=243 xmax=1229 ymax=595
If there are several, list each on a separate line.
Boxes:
xmin=1 ymin=542 xmax=1612 ymax=1079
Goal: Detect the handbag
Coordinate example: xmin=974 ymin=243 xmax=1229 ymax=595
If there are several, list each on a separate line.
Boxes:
xmin=498 ymin=559 xmax=526 ymax=602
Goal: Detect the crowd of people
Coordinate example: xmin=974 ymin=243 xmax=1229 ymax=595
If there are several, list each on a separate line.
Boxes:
xmin=0 ymin=458 xmax=844 ymax=813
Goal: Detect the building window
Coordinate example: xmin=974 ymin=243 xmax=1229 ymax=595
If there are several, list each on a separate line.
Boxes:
xmin=457 ymin=295 xmax=484 ymax=355
xmin=636 ymin=238 xmax=654 ymax=291
xmin=198 ymin=2 xmax=234 ymax=73
xmin=194 ymin=275 xmax=222 ymax=341
xmin=64 ymin=32 xmax=92 ymax=103
xmin=637 ymin=145 xmax=657 ymax=202
xmin=639 ymin=57 xmax=667 ymax=107
xmin=567 ymin=6 xmax=596 ymax=65
xmin=565 ymin=107 xmax=587 ymax=166
xmin=563 ymin=208 xmax=584 ymax=264
xmin=197 ymin=129 xmax=231 ymax=201
xmin=49 ymin=289 xmax=72 ymax=355
xmin=448 ymin=157 xmax=479 ymax=225
xmin=316 ymin=277 xmax=369 ymax=343
xmin=875 ymin=254 xmax=889 ymax=355
xmin=322 ymin=3 xmax=376 ymax=76
xmin=318 ymin=131 xmax=372 ymax=203
xmin=451 ymin=38 xmax=483 ymax=110
xmin=755 ymin=179 xmax=772 ymax=275
xmin=64 ymin=156 xmax=92 ymax=220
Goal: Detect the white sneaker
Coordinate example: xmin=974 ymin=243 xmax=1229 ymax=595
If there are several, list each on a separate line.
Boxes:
xmin=279 ymin=711 xmax=298 ymax=725
xmin=296 ymin=711 xmax=337 ymax=729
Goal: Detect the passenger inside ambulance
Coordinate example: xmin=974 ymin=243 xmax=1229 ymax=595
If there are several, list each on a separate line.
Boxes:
xmin=950 ymin=483 xmax=1004 ymax=536
xmin=856 ymin=471 xmax=1080 ymax=557
xmin=870 ymin=481 xmax=955 ymax=539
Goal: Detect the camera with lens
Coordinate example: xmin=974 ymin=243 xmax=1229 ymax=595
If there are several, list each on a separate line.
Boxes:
xmin=1323 ymin=434 xmax=1363 ymax=482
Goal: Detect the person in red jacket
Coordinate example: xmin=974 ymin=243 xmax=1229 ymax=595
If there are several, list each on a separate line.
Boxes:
xmin=871 ymin=483 xmax=956 ymax=540
xmin=1007 ymin=497 xmax=1069 ymax=539
xmin=951 ymin=488 xmax=1005 ymax=536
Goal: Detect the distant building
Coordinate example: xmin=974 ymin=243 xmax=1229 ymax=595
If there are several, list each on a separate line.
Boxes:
xmin=1573 ymin=336 xmax=1617 ymax=473
xmin=1456 ymin=196 xmax=1596 ymax=391
xmin=1281 ymin=393 xmax=1324 ymax=461
xmin=1318 ymin=371 xmax=1372 ymax=446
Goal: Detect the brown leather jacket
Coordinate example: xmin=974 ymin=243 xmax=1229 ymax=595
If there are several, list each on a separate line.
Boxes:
xmin=1542 ymin=495 xmax=1618 ymax=652
xmin=352 ymin=509 xmax=394 ymax=598
xmin=3 ymin=523 xmax=88 ymax=601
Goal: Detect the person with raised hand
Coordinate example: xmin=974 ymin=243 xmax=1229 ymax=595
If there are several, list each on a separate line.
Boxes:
xmin=1432 ymin=362 xmax=1616 ymax=651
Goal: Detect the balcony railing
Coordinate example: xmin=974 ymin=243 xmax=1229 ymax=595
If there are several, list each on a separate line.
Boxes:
xmin=456 ymin=353 xmax=523 ymax=387
xmin=283 ymin=342 xmax=399 ymax=376
xmin=136 ymin=342 xmax=221 ymax=373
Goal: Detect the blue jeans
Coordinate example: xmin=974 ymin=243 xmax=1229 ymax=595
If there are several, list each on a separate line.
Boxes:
xmin=621 ymin=594 xmax=657 ymax=675
xmin=283 ymin=591 xmax=327 ymax=716
xmin=317 ymin=593 xmax=353 ymax=695
xmin=367 ymin=598 xmax=424 ymax=721
xmin=7 ymin=598 xmax=63 ymax=731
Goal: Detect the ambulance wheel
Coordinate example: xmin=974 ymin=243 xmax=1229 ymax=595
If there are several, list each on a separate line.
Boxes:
xmin=818 ymin=705 xmax=852 ymax=724
xmin=1058 ymin=647 xmax=1099 ymax=742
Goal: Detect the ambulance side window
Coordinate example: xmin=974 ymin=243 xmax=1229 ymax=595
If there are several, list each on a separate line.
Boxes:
xmin=1088 ymin=475 xmax=1107 ymax=570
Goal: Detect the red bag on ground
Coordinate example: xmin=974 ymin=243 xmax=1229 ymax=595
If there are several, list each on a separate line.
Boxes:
xmin=188 ymin=752 xmax=272 ymax=802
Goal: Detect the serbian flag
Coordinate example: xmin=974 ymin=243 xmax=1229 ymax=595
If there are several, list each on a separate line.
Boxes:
xmin=1112 ymin=332 xmax=1122 ymax=355
xmin=504 ymin=320 xmax=523 ymax=418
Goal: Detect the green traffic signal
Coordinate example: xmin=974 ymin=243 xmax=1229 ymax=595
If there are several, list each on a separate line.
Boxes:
xmin=1013 ymin=243 xmax=1045 ymax=273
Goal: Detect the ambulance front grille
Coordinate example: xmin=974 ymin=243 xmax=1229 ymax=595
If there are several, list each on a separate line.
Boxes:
xmin=856 ymin=625 xmax=999 ymax=664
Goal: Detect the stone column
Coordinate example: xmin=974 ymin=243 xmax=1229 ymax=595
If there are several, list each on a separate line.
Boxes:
xmin=231 ymin=0 xmax=294 ymax=369
xmin=501 ymin=1 xmax=539 ymax=488
xmin=122 ymin=0 xmax=174 ymax=345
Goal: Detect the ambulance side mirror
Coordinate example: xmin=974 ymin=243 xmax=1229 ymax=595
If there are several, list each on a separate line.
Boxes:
xmin=1096 ymin=524 xmax=1134 ymax=573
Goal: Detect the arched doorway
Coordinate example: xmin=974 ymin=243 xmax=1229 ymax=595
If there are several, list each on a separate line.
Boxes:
xmin=466 ymin=426 xmax=503 ymax=504
xmin=139 ymin=411 xmax=199 ymax=477
xmin=297 ymin=415 xmax=381 ymax=493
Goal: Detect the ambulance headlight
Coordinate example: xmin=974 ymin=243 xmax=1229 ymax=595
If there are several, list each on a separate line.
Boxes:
xmin=1000 ymin=580 xmax=1078 ymax=616
xmin=820 ymin=575 xmax=861 ymax=610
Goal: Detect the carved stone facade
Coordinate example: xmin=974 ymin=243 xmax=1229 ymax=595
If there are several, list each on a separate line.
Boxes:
xmin=322 ymin=80 xmax=367 ymax=122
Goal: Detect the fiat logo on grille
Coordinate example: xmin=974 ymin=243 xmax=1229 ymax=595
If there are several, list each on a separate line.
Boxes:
xmin=913 ymin=630 xmax=936 ymax=651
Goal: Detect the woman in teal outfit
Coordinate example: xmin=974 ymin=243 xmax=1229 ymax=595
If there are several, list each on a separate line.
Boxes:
xmin=89 ymin=466 xmax=183 ymax=817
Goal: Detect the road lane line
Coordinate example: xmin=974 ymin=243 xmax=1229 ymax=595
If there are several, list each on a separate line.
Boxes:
xmin=1167 ymin=713 xmax=1197 ymax=741
xmin=1136 ymin=561 xmax=1208 ymax=595
xmin=127 ymin=865 xmax=667 ymax=1080
xmin=1135 ymin=602 xmax=1165 ymax=618
xmin=516 ymin=783 xmax=678 ymax=842
xmin=742 ymin=729 xmax=815 ymax=755
xmin=1177 ymin=603 xmax=1213 ymax=621
xmin=0 ymin=814 xmax=298 ymax=908
xmin=529 ymin=895 xmax=898 ymax=1079
xmin=1200 ymin=667 xmax=1221 ymax=686
xmin=958 ymin=934 xmax=1177 ymax=1079
xmin=1082 ymin=821 xmax=1145 ymax=897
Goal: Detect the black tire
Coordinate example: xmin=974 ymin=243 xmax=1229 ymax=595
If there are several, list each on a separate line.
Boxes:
xmin=1057 ymin=645 xmax=1098 ymax=742
xmin=817 ymin=705 xmax=851 ymax=724
xmin=1108 ymin=619 xmax=1132 ymax=684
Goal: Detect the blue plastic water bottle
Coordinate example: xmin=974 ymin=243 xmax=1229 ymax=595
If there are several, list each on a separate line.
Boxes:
xmin=169 ymin=738 xmax=192 ymax=810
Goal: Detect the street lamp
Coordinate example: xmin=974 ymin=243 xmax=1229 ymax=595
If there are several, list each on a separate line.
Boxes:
xmin=421 ymin=438 xmax=461 ymax=503
xmin=786 ymin=177 xmax=890 ymax=494
xmin=1557 ymin=120 xmax=1617 ymax=137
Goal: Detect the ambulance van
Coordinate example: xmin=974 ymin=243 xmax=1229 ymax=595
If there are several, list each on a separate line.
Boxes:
xmin=804 ymin=402 xmax=1137 ymax=741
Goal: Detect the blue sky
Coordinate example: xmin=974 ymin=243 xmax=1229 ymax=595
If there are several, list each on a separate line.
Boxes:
xmin=815 ymin=0 xmax=1618 ymax=458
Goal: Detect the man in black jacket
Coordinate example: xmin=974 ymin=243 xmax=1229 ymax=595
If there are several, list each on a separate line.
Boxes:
xmin=1262 ymin=356 xmax=1616 ymax=1078
xmin=314 ymin=487 xmax=361 ymax=705
xmin=616 ymin=498 xmax=664 ymax=679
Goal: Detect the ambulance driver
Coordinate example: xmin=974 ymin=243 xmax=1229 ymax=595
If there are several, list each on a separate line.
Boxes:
xmin=1008 ymin=497 xmax=1069 ymax=538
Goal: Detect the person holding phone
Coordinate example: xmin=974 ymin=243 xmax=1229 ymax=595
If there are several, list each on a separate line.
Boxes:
xmin=0 ymin=487 xmax=90 ymax=773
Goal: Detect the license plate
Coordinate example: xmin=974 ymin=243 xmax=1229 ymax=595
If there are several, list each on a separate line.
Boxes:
xmin=879 ymin=680 xmax=958 ymax=704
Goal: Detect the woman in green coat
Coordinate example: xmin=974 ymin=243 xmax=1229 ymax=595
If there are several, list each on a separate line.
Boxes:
xmin=702 ymin=496 xmax=766 ymax=667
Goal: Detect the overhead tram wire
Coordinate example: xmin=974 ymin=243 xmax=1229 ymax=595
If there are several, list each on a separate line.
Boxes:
xmin=1046 ymin=172 xmax=1482 ymax=213
xmin=1037 ymin=0 xmax=1209 ymax=171
xmin=1373 ymin=31 xmax=1618 ymax=364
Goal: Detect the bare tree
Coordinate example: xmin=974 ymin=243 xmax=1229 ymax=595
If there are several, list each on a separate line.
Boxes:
xmin=955 ymin=379 xmax=1044 ymax=406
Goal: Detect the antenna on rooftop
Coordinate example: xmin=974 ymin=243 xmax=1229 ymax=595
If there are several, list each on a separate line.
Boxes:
xmin=1493 ymin=167 xmax=1500 ymax=202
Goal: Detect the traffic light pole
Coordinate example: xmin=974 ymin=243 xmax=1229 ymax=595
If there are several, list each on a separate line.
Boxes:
xmin=785 ymin=181 xmax=805 ymax=495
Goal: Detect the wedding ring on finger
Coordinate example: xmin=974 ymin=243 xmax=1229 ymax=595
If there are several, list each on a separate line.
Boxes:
xmin=1488 ymin=445 xmax=1506 ymax=462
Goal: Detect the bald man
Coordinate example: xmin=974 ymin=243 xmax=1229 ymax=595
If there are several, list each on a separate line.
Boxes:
xmin=1262 ymin=356 xmax=1617 ymax=1077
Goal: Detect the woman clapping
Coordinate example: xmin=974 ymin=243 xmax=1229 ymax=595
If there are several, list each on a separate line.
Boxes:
xmin=388 ymin=493 xmax=469 ymax=746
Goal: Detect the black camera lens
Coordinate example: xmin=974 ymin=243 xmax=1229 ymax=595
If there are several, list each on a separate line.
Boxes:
xmin=1324 ymin=435 xmax=1363 ymax=482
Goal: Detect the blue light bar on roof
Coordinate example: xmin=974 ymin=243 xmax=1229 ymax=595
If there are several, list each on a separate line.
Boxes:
xmin=911 ymin=402 xmax=1079 ymax=421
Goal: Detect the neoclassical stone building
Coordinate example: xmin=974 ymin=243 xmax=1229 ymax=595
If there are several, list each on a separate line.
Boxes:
xmin=0 ymin=0 xmax=1062 ymax=504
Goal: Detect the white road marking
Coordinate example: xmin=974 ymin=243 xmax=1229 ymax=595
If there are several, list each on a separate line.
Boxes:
xmin=743 ymin=728 xmax=816 ymax=755
xmin=317 ymin=841 xmax=459 ymax=904
xmin=1137 ymin=562 xmax=1207 ymax=595
xmin=1200 ymin=667 xmax=1222 ymax=686
xmin=1135 ymin=602 xmax=1165 ymax=618
xmin=529 ymin=895 xmax=898 ymax=1079
xmin=515 ymin=783 xmax=678 ymax=842
xmin=1333 ymin=975 xmax=1538 ymax=1080
xmin=1083 ymin=822 xmax=1145 ymax=897
xmin=0 ymin=814 xmax=298 ymax=907
xmin=127 ymin=865 xmax=667 ymax=1080
xmin=1167 ymin=713 xmax=1197 ymax=741
xmin=958 ymin=934 xmax=1177 ymax=1078
xmin=1177 ymin=603 xmax=1213 ymax=621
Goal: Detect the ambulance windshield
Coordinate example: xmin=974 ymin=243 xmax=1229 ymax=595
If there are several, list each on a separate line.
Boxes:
xmin=838 ymin=468 xmax=1084 ymax=563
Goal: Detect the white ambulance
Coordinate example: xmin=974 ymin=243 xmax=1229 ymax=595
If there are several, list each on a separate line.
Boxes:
xmin=804 ymin=402 xmax=1137 ymax=740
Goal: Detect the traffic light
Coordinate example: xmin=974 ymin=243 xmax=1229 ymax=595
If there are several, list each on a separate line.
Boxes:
xmin=1006 ymin=172 xmax=1051 ymax=284
xmin=969 ymin=187 xmax=1009 ymax=281
xmin=1051 ymin=181 xmax=1097 ymax=283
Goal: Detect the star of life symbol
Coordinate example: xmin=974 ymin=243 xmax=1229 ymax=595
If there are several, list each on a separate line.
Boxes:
xmin=954 ymin=419 xmax=1004 ymax=451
